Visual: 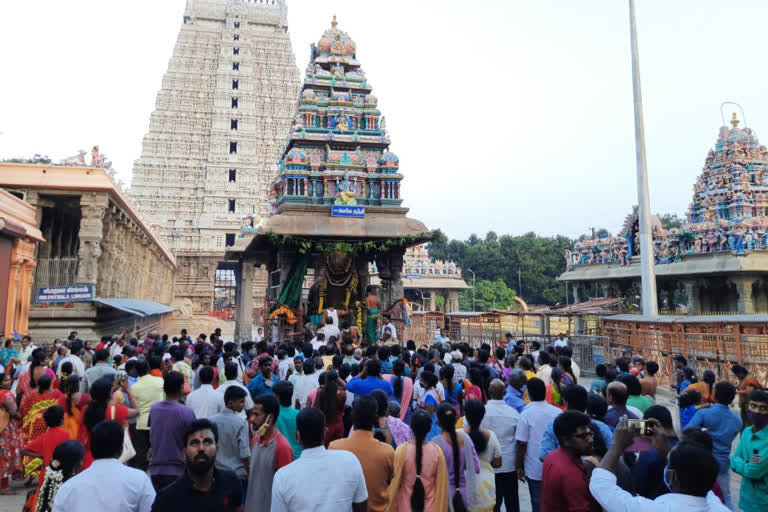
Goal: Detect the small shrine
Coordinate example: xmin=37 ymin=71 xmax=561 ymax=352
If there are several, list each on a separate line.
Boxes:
xmin=226 ymin=17 xmax=430 ymax=342
xmin=561 ymin=113 xmax=768 ymax=316
xmin=369 ymin=244 xmax=470 ymax=312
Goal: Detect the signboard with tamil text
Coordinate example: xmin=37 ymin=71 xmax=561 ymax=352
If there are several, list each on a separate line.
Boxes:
xmin=406 ymin=274 xmax=422 ymax=280
xmin=331 ymin=205 xmax=365 ymax=218
xmin=36 ymin=285 xmax=95 ymax=303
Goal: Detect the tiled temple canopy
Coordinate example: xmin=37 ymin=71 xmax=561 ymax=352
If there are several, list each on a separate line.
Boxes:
xmin=568 ymin=113 xmax=768 ymax=268
xmin=271 ymin=16 xmax=403 ymax=210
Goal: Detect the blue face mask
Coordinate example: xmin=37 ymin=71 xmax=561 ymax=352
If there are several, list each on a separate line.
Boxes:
xmin=663 ymin=467 xmax=672 ymax=491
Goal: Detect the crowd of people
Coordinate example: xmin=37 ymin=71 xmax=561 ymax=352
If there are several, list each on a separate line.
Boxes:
xmin=0 ymin=324 xmax=765 ymax=512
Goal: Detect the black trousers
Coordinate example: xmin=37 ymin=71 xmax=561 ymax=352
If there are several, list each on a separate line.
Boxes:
xmin=494 ymin=471 xmax=520 ymax=512
xmin=130 ymin=424 xmax=151 ymax=471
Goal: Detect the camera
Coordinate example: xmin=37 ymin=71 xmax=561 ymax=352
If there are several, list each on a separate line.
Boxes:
xmin=627 ymin=419 xmax=652 ymax=436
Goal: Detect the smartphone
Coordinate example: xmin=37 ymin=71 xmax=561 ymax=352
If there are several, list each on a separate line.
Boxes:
xmin=627 ymin=419 xmax=652 ymax=436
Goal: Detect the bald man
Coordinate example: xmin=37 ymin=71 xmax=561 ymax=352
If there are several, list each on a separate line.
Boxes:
xmin=603 ymin=381 xmax=638 ymax=428
xmin=481 ymin=379 xmax=522 ymax=512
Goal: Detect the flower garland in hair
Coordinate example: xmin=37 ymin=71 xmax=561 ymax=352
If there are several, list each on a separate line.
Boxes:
xmin=35 ymin=459 xmax=64 ymax=512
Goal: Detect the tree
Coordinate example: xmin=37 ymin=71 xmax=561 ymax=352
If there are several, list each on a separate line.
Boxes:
xmin=658 ymin=213 xmax=684 ymax=230
xmin=459 ymin=278 xmax=517 ymax=312
xmin=3 ymin=154 xmax=52 ymax=164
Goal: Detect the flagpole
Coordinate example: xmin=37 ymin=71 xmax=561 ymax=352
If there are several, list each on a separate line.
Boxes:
xmin=628 ymin=0 xmax=658 ymax=315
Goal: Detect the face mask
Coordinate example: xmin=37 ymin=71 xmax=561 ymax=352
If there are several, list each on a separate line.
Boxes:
xmin=663 ymin=467 xmax=672 ymax=492
xmin=747 ymin=411 xmax=768 ymax=429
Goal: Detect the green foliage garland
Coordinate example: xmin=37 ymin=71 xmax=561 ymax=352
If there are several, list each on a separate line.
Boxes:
xmin=265 ymin=231 xmax=432 ymax=257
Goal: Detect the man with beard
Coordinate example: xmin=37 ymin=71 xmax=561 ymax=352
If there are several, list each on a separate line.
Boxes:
xmin=150 ymin=419 xmax=243 ymax=512
xmin=244 ymin=394 xmax=293 ymax=511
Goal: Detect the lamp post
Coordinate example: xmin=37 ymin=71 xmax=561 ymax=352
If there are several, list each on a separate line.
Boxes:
xmin=628 ymin=0 xmax=658 ymax=316
xmin=467 ymin=268 xmax=476 ymax=312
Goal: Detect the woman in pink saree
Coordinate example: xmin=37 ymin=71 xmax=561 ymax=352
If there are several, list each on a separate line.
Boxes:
xmin=383 ymin=360 xmax=413 ymax=422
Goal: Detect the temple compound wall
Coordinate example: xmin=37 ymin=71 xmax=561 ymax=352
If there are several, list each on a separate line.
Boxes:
xmin=0 ymin=163 xmax=176 ymax=342
xmin=129 ymin=0 xmax=300 ymax=316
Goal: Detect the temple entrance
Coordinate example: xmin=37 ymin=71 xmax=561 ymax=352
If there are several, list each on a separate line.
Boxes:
xmin=213 ymin=262 xmax=238 ymax=320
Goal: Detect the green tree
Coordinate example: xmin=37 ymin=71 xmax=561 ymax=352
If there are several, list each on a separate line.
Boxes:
xmin=459 ymin=278 xmax=517 ymax=312
xmin=658 ymin=213 xmax=684 ymax=230
xmin=3 ymin=154 xmax=52 ymax=164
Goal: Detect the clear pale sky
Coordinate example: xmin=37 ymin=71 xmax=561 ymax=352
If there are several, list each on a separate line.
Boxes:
xmin=2 ymin=0 xmax=768 ymax=240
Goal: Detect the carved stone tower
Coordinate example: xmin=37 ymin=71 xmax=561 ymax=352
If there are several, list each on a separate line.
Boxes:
xmin=130 ymin=0 xmax=300 ymax=315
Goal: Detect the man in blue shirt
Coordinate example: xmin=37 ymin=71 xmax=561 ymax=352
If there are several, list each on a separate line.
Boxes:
xmin=603 ymin=381 xmax=638 ymax=429
xmin=539 ymin=384 xmax=613 ymax=461
xmin=345 ymin=359 xmax=393 ymax=398
xmin=687 ymin=381 xmax=742 ymax=508
xmin=504 ymin=370 xmax=527 ymax=413
xmin=247 ymin=356 xmax=279 ymax=399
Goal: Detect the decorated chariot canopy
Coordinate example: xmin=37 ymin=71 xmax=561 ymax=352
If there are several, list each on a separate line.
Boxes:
xmin=271 ymin=16 xmax=403 ymax=211
xmin=568 ymin=113 xmax=768 ymax=268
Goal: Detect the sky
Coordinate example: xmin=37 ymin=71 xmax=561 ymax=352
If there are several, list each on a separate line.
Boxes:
xmin=2 ymin=0 xmax=768 ymax=241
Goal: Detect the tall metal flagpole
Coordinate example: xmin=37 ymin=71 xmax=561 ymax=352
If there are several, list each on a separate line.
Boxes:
xmin=628 ymin=0 xmax=658 ymax=315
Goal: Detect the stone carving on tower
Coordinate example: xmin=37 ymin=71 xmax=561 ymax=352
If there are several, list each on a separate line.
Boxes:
xmin=129 ymin=0 xmax=301 ymax=314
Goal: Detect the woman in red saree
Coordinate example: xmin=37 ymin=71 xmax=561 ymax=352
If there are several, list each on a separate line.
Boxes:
xmin=20 ymin=374 xmax=62 ymax=478
xmin=16 ymin=349 xmax=58 ymax=405
xmin=0 ymin=373 xmax=22 ymax=494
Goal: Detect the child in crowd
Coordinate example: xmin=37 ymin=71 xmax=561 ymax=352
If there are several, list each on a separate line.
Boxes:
xmin=678 ymin=389 xmax=702 ymax=429
xmin=591 ymin=364 xmax=607 ymax=396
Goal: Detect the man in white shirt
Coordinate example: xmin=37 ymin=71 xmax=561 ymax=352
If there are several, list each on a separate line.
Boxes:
xmin=53 ymin=420 xmax=155 ymax=512
xmin=217 ymin=363 xmax=253 ymax=419
xmin=515 ymin=377 xmax=562 ymax=512
xmin=185 ymin=366 xmax=223 ymax=419
xmin=276 ymin=349 xmax=293 ymax=380
xmin=481 ymin=379 xmax=522 ymax=512
xmin=60 ymin=340 xmax=86 ymax=381
xmin=310 ymin=333 xmax=326 ymax=352
xmin=271 ymin=408 xmax=368 ymax=512
xmin=589 ymin=416 xmax=729 ymax=512
xmin=380 ymin=314 xmax=397 ymax=341
xmin=319 ymin=318 xmax=340 ymax=341
xmin=18 ymin=335 xmax=36 ymax=363
xmin=554 ymin=333 xmax=569 ymax=348
xmin=292 ymin=362 xmax=319 ymax=409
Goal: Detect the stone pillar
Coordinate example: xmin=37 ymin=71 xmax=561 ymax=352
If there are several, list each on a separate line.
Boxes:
xmin=736 ymin=277 xmax=755 ymax=315
xmin=539 ymin=313 xmax=547 ymax=335
xmin=447 ymin=290 xmax=460 ymax=313
xmin=683 ymin=280 xmax=701 ymax=315
xmin=234 ymin=261 xmax=255 ymax=345
xmin=390 ymin=251 xmax=405 ymax=308
xmin=572 ymin=282 xmax=581 ymax=304
xmin=76 ymin=194 xmax=107 ymax=288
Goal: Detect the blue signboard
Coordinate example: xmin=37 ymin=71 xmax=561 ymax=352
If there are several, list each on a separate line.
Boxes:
xmin=36 ymin=285 xmax=95 ymax=303
xmin=331 ymin=205 xmax=365 ymax=218
xmin=406 ymin=274 xmax=422 ymax=280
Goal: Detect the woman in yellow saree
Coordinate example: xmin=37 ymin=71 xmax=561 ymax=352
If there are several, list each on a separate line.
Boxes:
xmin=387 ymin=409 xmax=449 ymax=512
xmin=20 ymin=374 xmax=62 ymax=478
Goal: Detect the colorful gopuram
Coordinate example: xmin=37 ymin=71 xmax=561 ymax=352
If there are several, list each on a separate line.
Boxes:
xmin=270 ymin=16 xmax=402 ymax=210
xmin=561 ymin=113 xmax=768 ymax=316
xmin=226 ymin=18 xmax=429 ymax=342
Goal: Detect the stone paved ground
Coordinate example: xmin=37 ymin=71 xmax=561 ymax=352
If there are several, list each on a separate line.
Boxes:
xmin=0 ymin=377 xmax=745 ymax=512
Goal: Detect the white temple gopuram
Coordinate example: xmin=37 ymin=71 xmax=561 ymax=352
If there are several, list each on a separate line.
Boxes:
xmin=130 ymin=0 xmax=300 ymax=315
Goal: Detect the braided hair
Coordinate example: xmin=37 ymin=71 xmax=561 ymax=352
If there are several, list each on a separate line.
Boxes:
xmin=392 ymin=360 xmax=405 ymax=400
xmin=437 ymin=402 xmax=466 ymax=512
xmin=464 ymin=399 xmax=488 ymax=453
xmin=409 ymin=410 xmax=432 ymax=511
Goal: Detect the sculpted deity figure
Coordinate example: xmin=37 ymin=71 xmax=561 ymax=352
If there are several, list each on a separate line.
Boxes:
xmin=334 ymin=173 xmax=357 ymax=205
xmin=91 ymin=145 xmax=105 ymax=167
xmin=61 ymin=150 xmax=87 ymax=166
